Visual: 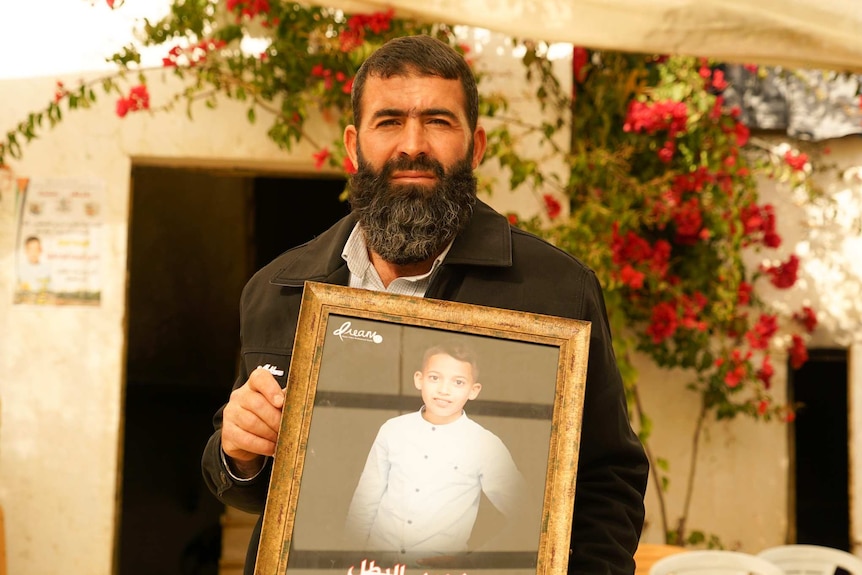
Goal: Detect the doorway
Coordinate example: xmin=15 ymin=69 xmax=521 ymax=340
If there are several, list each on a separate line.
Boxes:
xmin=789 ymin=348 xmax=850 ymax=551
xmin=119 ymin=165 xmax=347 ymax=575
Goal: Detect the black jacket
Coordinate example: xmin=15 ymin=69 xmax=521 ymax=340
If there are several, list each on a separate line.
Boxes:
xmin=202 ymin=200 xmax=649 ymax=574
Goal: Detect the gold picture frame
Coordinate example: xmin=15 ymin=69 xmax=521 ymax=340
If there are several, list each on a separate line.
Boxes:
xmin=255 ymin=281 xmax=590 ymax=575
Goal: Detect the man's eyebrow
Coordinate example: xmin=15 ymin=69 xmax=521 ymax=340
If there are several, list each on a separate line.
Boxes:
xmin=370 ymin=107 xmax=459 ymax=121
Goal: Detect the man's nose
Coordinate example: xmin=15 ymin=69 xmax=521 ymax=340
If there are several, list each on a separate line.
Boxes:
xmin=397 ymin=120 xmax=430 ymax=158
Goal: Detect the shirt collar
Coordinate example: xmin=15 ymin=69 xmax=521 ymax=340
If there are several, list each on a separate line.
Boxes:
xmin=342 ymin=224 xmax=453 ymax=292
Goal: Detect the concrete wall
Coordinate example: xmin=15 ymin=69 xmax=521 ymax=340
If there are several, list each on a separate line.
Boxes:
xmin=0 ymin=32 xmax=861 ymax=574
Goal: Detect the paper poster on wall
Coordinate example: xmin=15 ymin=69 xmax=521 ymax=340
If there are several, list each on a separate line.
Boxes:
xmin=13 ymin=176 xmax=105 ymax=306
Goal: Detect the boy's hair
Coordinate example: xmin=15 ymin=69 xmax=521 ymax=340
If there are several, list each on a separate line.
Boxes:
xmin=350 ymin=34 xmax=479 ymax=131
xmin=421 ymin=340 xmax=480 ymax=381
xmin=25 ymin=236 xmax=41 ymax=246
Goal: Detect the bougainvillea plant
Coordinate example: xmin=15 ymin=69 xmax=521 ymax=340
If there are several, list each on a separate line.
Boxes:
xmin=510 ymin=47 xmax=829 ymax=545
xmin=0 ymin=0 xmax=836 ymax=547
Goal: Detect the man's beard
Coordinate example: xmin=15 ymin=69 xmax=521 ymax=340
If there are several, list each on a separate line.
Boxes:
xmin=348 ymin=152 xmax=478 ymax=265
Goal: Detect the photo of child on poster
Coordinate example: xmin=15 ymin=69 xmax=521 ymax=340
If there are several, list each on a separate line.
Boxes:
xmin=13 ymin=176 xmax=104 ymax=306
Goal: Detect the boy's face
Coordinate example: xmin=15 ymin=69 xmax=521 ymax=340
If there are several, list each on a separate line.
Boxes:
xmin=24 ymin=239 xmax=42 ymax=264
xmin=413 ymin=352 xmax=481 ymax=425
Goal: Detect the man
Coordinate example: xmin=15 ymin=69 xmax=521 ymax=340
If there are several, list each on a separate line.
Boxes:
xmin=201 ymin=34 xmax=649 ymax=574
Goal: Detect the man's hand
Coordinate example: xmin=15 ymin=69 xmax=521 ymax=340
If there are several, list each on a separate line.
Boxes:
xmin=221 ymin=367 xmax=286 ymax=478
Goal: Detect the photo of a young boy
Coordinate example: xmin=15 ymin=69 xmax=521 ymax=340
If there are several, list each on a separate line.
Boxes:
xmin=343 ymin=340 xmax=528 ymax=559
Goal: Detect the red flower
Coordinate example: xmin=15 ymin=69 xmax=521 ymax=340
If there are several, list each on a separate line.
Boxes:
xmin=312 ymin=148 xmax=330 ymax=169
xmin=757 ymin=399 xmax=769 ymax=415
xmin=611 ymin=223 xmax=652 ymax=264
xmin=623 ymin=99 xmax=688 ymax=136
xmin=115 ymin=84 xmax=150 ymax=118
xmin=737 ymin=281 xmax=753 ymax=306
xmin=734 ymin=122 xmax=750 ymax=147
xmin=678 ymin=293 xmax=708 ymax=332
xmin=227 ymin=0 xmax=270 ymax=18
xmin=339 ymin=28 xmax=365 ymax=53
xmin=619 ymin=265 xmax=645 ymax=290
xmin=784 ymin=150 xmax=808 ymax=171
xmin=128 ymin=85 xmax=150 ymax=110
xmin=789 ymin=334 xmax=808 ymax=369
xmin=724 ymin=364 xmax=746 ymax=388
xmin=506 ymin=213 xmax=519 ymax=225
xmin=723 ymin=349 xmax=751 ymax=388
xmin=745 ymin=314 xmax=778 ymax=350
xmin=741 ymin=203 xmax=781 ymax=248
xmin=543 ymin=194 xmax=562 ymax=219
xmin=343 ymin=156 xmax=357 ymax=174
xmin=106 ymin=0 xmax=115 ymax=7
xmin=116 ymin=98 xmax=130 ymax=118
xmin=761 ymin=254 xmax=800 ymax=289
xmin=648 ymin=240 xmax=671 ymax=277
xmin=757 ymin=355 xmax=774 ymax=389
xmin=572 ymin=47 xmax=589 ymax=83
xmin=646 ymin=302 xmax=678 ymax=343
xmin=711 ymin=69 xmax=728 ymax=91
xmin=793 ymin=306 xmax=818 ymax=333
xmin=672 ymin=198 xmax=703 ymax=244
xmin=54 ymin=81 xmax=65 ymax=103
xmin=658 ymin=140 xmax=675 ymax=163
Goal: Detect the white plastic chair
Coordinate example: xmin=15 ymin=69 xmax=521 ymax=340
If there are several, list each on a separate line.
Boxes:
xmin=649 ymin=549 xmax=786 ymax=575
xmin=757 ymin=544 xmax=862 ymax=575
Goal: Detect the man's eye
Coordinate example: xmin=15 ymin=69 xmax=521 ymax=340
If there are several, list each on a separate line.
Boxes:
xmin=377 ymin=119 xmax=399 ymax=127
xmin=428 ymin=118 xmax=450 ymax=125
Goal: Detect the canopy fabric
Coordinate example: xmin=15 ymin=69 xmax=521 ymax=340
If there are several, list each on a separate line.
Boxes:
xmin=321 ymin=0 xmax=862 ymax=72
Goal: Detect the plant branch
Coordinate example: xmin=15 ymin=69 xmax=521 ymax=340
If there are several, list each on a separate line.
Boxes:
xmin=630 ymin=381 xmax=670 ymax=540
xmin=674 ymin=398 xmax=708 ymax=545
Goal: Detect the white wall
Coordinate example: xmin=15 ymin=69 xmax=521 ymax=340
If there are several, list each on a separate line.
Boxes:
xmin=1 ymin=33 xmax=861 ymax=575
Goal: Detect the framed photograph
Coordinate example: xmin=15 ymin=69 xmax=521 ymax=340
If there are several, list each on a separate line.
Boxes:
xmin=255 ymin=281 xmax=590 ymax=575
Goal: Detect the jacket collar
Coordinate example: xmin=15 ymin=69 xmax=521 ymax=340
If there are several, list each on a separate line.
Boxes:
xmin=269 ymin=199 xmax=512 ymax=287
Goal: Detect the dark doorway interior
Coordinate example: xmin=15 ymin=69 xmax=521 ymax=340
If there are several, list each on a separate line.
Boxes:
xmin=790 ymin=348 xmax=850 ymax=551
xmin=119 ymin=166 xmax=347 ymax=575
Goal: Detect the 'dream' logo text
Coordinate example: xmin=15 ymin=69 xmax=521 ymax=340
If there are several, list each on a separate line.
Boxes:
xmin=333 ymin=321 xmax=384 ymax=344
xmin=346 ymin=558 xmax=466 ymax=575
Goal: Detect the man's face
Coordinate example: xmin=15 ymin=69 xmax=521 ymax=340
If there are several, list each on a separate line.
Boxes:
xmin=343 ymin=74 xmax=487 ymax=265
xmin=413 ymin=352 xmax=482 ymax=425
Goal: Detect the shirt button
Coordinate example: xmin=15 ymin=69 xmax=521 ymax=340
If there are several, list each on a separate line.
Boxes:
xmin=424 ymin=455 xmax=428 ymax=459
xmin=407 ymin=520 xmax=412 ymax=524
xmin=431 ymin=426 xmax=436 ymax=431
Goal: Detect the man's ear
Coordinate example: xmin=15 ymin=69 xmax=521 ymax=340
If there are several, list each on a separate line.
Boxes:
xmin=471 ymin=125 xmax=487 ymax=169
xmin=468 ymin=382 xmax=482 ymax=400
xmin=344 ymin=124 xmax=359 ymax=170
xmin=413 ymin=371 xmax=423 ymax=390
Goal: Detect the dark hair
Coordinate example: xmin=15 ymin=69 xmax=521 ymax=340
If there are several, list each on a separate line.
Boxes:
xmin=351 ymin=34 xmax=479 ymax=131
xmin=24 ymin=236 xmax=41 ymax=245
xmin=421 ymin=340 xmax=480 ymax=381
